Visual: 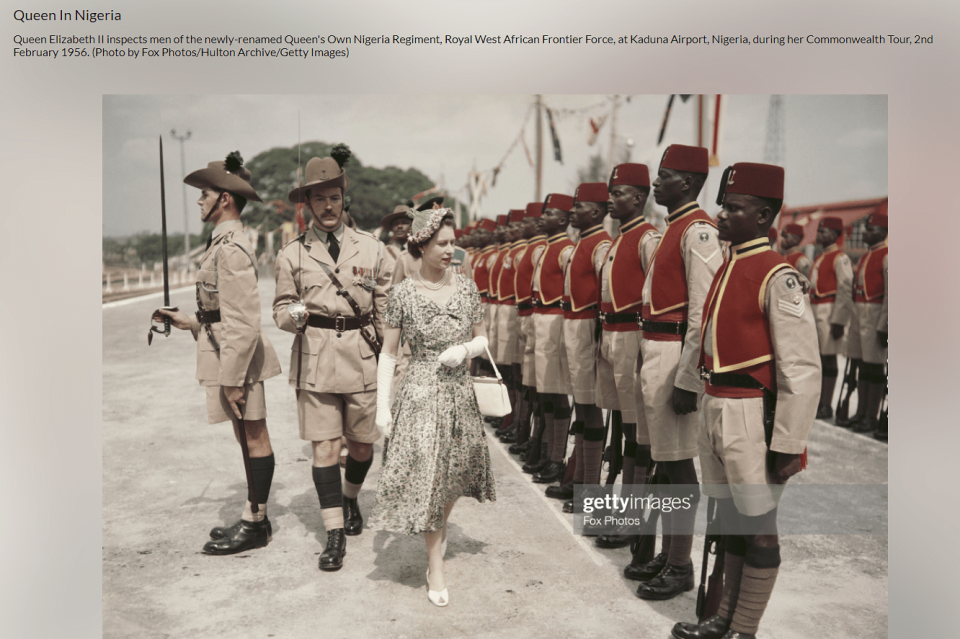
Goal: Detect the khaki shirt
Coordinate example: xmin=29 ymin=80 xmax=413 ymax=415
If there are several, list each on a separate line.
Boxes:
xmin=641 ymin=221 xmax=722 ymax=393
xmin=529 ymin=244 xmax=548 ymax=293
xmin=273 ymin=224 xmax=394 ymax=394
xmin=703 ymin=269 xmax=821 ymax=454
xmin=389 ymin=245 xmax=420 ymax=286
xmin=784 ymin=248 xmax=813 ymax=279
xmin=190 ymin=220 xmax=281 ymax=387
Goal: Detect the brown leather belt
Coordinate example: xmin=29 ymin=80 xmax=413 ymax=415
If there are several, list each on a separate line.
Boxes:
xmin=600 ymin=311 xmax=640 ymax=325
xmin=641 ymin=319 xmax=688 ymax=335
xmin=196 ymin=309 xmax=221 ymax=323
xmin=517 ymin=301 xmax=534 ymax=312
xmin=699 ymin=367 xmax=764 ymax=389
xmin=306 ymin=313 xmax=372 ymax=332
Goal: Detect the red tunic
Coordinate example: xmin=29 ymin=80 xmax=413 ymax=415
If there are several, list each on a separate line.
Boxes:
xmin=647 ymin=202 xmax=716 ymax=317
xmin=536 ymin=233 xmax=574 ymax=310
xmin=563 ymin=225 xmax=611 ymax=317
xmin=811 ymin=245 xmax=842 ymax=303
xmin=515 ymin=235 xmax=547 ymax=313
xmin=497 ymin=241 xmax=526 ymax=302
xmin=609 ymin=217 xmax=659 ymax=314
xmin=699 ymin=238 xmax=794 ymax=393
xmin=488 ymin=245 xmax=508 ymax=303
xmin=783 ymin=250 xmax=807 ymax=270
xmin=854 ymin=240 xmax=888 ymax=304
xmin=473 ymin=246 xmax=496 ymax=295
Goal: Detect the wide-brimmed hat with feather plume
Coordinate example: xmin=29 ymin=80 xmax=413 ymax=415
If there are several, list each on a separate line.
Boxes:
xmin=288 ymin=143 xmax=352 ymax=203
xmin=184 ymin=151 xmax=262 ymax=202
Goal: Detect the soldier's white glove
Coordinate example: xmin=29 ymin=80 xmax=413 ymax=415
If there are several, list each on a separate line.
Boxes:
xmin=437 ymin=335 xmax=488 ymax=368
xmin=376 ymin=353 xmax=397 ymax=438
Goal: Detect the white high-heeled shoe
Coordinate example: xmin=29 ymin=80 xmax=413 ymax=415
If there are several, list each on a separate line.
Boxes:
xmin=426 ymin=569 xmax=448 ymax=607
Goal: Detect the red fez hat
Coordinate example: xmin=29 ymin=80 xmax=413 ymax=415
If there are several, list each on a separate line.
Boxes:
xmin=783 ymin=223 xmax=804 ymax=236
xmin=454 ymin=228 xmax=463 ymax=239
xmin=478 ymin=218 xmax=496 ymax=232
xmin=716 ymin=162 xmax=784 ymax=205
xmin=508 ymin=209 xmax=525 ymax=223
xmin=869 ymin=200 xmax=888 ymax=228
xmin=525 ymin=202 xmax=544 ymax=218
xmin=609 ymin=163 xmax=650 ymax=188
xmin=575 ymin=183 xmax=608 ymax=203
xmin=660 ymin=144 xmax=709 ymax=174
xmin=544 ymin=193 xmax=574 ymax=212
xmin=819 ymin=217 xmax=844 ymax=232
xmin=496 ymin=214 xmax=508 ymax=227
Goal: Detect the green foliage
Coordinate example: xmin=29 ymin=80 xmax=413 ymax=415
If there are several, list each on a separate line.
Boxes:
xmin=102 ymin=232 xmax=204 ymax=267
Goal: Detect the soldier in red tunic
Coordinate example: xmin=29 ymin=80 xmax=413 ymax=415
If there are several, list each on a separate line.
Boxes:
xmin=637 ymin=145 xmax=722 ymax=600
xmin=810 ymin=217 xmax=854 ymax=419
xmin=593 ymin=164 xmax=661 ymax=547
xmin=472 ymin=218 xmax=498 ymax=376
xmin=527 ymin=194 xmax=575 ymax=476
xmin=494 ymin=209 xmax=528 ymax=436
xmin=779 ymin=223 xmax=812 ymax=278
xmin=546 ymin=183 xmax=612 ymax=493
xmin=672 ymin=162 xmax=820 ymax=639
xmin=845 ymin=207 xmax=888 ymax=437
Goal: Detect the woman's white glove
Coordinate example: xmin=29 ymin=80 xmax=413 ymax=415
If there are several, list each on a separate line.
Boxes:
xmin=376 ymin=353 xmax=397 ymax=438
xmin=437 ymin=335 xmax=488 ymax=368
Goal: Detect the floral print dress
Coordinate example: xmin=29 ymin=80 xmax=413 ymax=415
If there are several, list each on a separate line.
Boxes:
xmin=370 ymin=275 xmax=497 ymax=534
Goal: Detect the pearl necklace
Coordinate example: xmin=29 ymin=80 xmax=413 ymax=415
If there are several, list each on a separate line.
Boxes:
xmin=417 ymin=267 xmax=448 ymax=291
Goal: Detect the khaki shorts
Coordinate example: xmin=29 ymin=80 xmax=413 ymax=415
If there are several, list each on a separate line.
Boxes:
xmin=698 ymin=393 xmax=783 ymax=517
xmin=595 ymin=329 xmax=644 ymax=429
xmin=206 ymin=381 xmax=267 ymax=425
xmin=496 ymin=304 xmax=521 ymax=364
xmin=639 ymin=339 xmax=699 ymax=461
xmin=813 ymin=302 xmax=845 ymax=356
xmin=856 ymin=302 xmax=887 ymax=365
xmin=297 ymin=389 xmax=381 ymax=443
xmin=534 ymin=313 xmax=571 ymax=395
xmin=564 ymin=318 xmax=598 ymax=405
xmin=520 ymin=314 xmax=537 ymax=386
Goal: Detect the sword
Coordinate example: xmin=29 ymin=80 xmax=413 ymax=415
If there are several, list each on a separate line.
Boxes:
xmin=148 ymin=135 xmax=173 ymax=345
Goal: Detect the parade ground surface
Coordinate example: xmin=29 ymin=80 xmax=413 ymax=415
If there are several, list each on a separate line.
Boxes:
xmin=103 ymin=280 xmax=887 ymax=639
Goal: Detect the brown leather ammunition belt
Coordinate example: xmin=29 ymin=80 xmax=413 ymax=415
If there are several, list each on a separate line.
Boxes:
xmin=196 ymin=309 xmax=221 ymax=324
xmin=306 ymin=313 xmax=373 ymax=332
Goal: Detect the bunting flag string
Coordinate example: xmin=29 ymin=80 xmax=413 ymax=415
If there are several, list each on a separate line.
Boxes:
xmin=546 ymin=107 xmax=563 ymax=164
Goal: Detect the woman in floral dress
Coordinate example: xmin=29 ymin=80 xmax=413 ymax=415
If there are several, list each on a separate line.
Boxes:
xmin=371 ymin=207 xmax=496 ymax=607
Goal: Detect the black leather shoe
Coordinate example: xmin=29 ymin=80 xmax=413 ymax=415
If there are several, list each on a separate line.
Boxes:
xmin=343 ymin=496 xmax=363 ymax=536
xmin=319 ymin=529 xmax=347 ymax=571
xmin=624 ymin=551 xmax=668 ymax=581
xmin=851 ymin=418 xmax=877 ymax=434
xmin=671 ymin=615 xmax=731 ymax=639
xmin=202 ymin=518 xmax=271 ymax=555
xmin=532 ymin=461 xmax=564 ymax=484
xmin=874 ymin=429 xmax=887 ymax=442
xmin=509 ymin=440 xmax=531 ymax=455
xmin=636 ymin=562 xmax=694 ymax=600
xmin=210 ymin=518 xmax=272 ymax=541
xmin=815 ymin=405 xmax=833 ymax=419
xmin=562 ymin=499 xmax=575 ymax=514
xmin=595 ymin=532 xmax=633 ymax=549
xmin=499 ymin=428 xmax=518 ymax=443
xmin=718 ymin=632 xmax=756 ymax=639
xmin=209 ymin=520 xmax=242 ymax=540
xmin=522 ymin=457 xmax=550 ymax=475
xmin=545 ymin=481 xmax=574 ymax=500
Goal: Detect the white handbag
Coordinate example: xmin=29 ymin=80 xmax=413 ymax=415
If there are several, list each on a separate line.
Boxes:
xmin=471 ymin=346 xmax=512 ymax=417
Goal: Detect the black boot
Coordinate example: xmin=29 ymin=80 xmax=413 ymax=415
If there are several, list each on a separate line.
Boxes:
xmin=545 ymin=481 xmax=575 ymax=500
xmin=210 ymin=518 xmax=273 ymax=541
xmin=624 ymin=551 xmax=668 ymax=581
xmin=562 ymin=499 xmax=575 ymax=514
xmin=202 ymin=518 xmax=271 ymax=555
xmin=532 ymin=461 xmax=564 ymax=484
xmin=595 ymin=530 xmax=634 ymax=549
xmin=522 ymin=457 xmax=550 ymax=475
xmin=671 ymin=615 xmax=731 ymax=639
xmin=343 ymin=496 xmax=363 ymax=536
xmin=319 ymin=529 xmax=347 ymax=571
xmin=499 ymin=425 xmax=519 ymax=443
xmin=636 ymin=562 xmax=694 ymax=600
xmin=718 ymin=632 xmax=756 ymax=639
xmin=509 ymin=439 xmax=531 ymax=455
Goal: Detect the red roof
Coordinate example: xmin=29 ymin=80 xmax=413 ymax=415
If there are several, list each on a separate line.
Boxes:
xmin=778 ymin=197 xmax=887 ymax=246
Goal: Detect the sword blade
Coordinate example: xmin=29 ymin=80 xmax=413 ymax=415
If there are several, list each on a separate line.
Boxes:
xmin=159 ymin=136 xmax=170 ymax=308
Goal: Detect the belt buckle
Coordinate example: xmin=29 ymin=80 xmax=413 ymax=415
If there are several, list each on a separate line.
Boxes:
xmin=335 ymin=315 xmax=346 ymax=333
xmin=699 ymin=366 xmax=712 ymax=382
xmin=599 ymin=311 xmax=607 ymax=322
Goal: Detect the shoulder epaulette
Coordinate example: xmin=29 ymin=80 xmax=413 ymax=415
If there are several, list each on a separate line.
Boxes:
xmin=281 ymin=232 xmax=307 ymax=250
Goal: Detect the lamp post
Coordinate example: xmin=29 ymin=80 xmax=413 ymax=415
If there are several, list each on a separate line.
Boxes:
xmin=170 ymin=129 xmax=192 ymax=267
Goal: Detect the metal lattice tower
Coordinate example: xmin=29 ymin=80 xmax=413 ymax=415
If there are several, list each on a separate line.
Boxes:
xmin=763 ymin=95 xmax=785 ymax=166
